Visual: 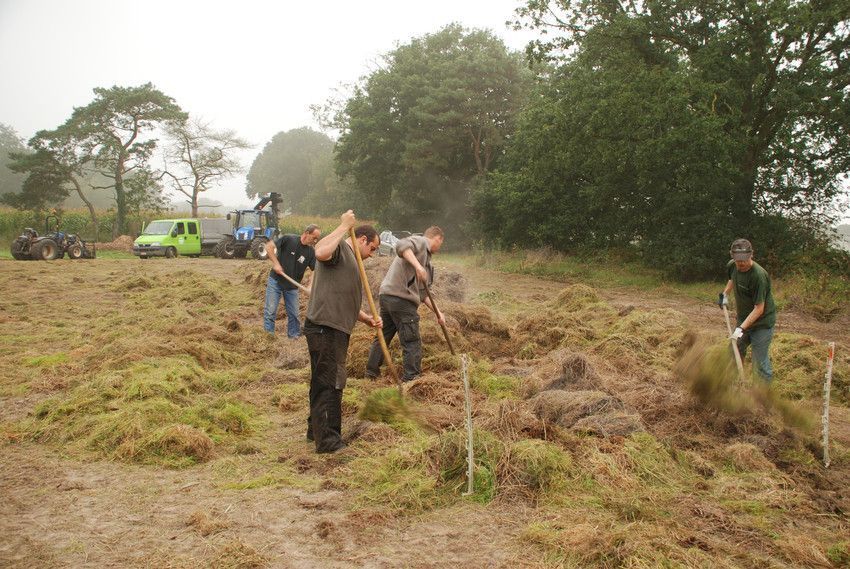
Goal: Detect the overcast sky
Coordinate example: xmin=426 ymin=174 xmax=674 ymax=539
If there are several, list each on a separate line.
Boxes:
xmin=0 ymin=0 xmax=537 ymax=209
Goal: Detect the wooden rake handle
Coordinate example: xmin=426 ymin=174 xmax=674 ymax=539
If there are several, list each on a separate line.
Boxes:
xmin=722 ymin=305 xmax=746 ymax=383
xmin=348 ymin=227 xmax=401 ymax=390
xmin=423 ymin=282 xmax=455 ymax=356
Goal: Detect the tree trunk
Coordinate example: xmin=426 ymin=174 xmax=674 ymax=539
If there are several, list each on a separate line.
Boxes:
xmin=71 ymin=176 xmax=99 ymax=241
xmin=192 ymin=188 xmax=199 ymax=217
xmin=113 ymin=149 xmax=129 ymax=238
xmin=731 ymin=146 xmax=758 ymax=228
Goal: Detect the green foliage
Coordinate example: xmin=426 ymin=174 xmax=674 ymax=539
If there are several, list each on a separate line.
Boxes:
xmin=358 ymin=387 xmax=414 ymax=428
xmin=0 ymin=123 xmax=27 ymax=197
xmin=246 ymin=127 xmax=339 ymax=215
xmin=335 ymin=24 xmax=533 ymax=238
xmin=476 ymin=0 xmax=850 ymax=280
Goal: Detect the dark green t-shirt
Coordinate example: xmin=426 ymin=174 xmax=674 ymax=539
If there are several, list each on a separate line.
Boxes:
xmin=726 ymin=260 xmax=776 ymax=330
xmin=305 ymin=242 xmax=363 ymax=334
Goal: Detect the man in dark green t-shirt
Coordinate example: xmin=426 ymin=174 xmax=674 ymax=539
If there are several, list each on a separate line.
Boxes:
xmin=718 ymin=238 xmax=777 ymax=383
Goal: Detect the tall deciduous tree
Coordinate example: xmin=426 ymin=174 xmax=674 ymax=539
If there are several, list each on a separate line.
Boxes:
xmin=246 ymin=127 xmax=335 ymax=213
xmin=478 ymin=0 xmax=850 ymax=278
xmin=57 ymin=83 xmax=186 ymax=235
xmin=513 ymin=0 xmax=850 ymax=227
xmin=163 ymin=118 xmax=251 ymax=216
xmin=334 ymin=24 xmax=534 ymax=233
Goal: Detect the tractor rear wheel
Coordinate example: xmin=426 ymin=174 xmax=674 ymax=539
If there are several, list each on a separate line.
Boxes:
xmin=215 ymin=237 xmax=236 ymax=259
xmin=10 ymin=238 xmax=30 ymax=260
xmin=33 ymin=239 xmax=60 ymax=261
xmin=251 ymin=238 xmax=268 ymax=260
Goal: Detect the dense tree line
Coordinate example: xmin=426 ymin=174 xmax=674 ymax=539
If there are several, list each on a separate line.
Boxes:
xmin=475 ymin=0 xmax=850 ymax=277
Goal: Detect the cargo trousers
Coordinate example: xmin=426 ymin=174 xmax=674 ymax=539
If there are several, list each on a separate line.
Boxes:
xmin=365 ymin=294 xmax=422 ymax=381
xmin=304 ymin=319 xmax=350 ymax=453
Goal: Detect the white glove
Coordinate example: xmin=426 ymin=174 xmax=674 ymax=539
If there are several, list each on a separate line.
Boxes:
xmin=730 ymin=327 xmax=744 ymax=340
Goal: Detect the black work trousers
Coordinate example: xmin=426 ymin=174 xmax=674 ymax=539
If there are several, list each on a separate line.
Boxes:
xmin=304 ymin=319 xmax=350 ymax=453
xmin=365 ymin=294 xmax=421 ymax=381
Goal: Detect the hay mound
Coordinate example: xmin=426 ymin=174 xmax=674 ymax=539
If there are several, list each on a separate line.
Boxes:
xmin=530 ymin=390 xmax=624 ymax=428
xmin=552 ymin=284 xmax=603 ymax=310
xmin=344 ymin=419 xmax=401 ymax=444
xmin=571 ymin=411 xmax=645 ymax=437
xmin=502 ymin=439 xmax=572 ymax=493
xmin=96 ymin=235 xmax=134 ymax=251
xmin=477 ymin=399 xmax=548 ymax=441
xmin=442 ymin=302 xmax=511 ymax=339
xmin=544 ymin=352 xmax=601 ymax=391
xmin=143 ymin=424 xmax=215 ymax=463
xmin=724 ymin=442 xmax=776 ymax=472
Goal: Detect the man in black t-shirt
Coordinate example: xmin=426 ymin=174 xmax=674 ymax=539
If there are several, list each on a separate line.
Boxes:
xmin=263 ymin=224 xmax=320 ymax=337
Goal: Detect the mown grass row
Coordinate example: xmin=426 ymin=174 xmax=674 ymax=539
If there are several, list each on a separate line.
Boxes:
xmin=446 ymin=247 xmax=850 ymax=322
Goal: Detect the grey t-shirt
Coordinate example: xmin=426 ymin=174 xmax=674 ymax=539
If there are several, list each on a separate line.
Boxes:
xmin=306 ymin=241 xmax=363 ymax=334
xmin=379 ymin=235 xmax=432 ymax=305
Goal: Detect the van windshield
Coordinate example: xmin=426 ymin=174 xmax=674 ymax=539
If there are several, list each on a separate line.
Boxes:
xmin=143 ymin=221 xmax=174 ymax=235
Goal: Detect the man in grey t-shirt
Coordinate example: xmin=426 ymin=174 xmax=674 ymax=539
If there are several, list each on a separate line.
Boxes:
xmin=303 ymin=210 xmax=382 ymax=453
xmin=366 ymin=226 xmax=445 ymax=381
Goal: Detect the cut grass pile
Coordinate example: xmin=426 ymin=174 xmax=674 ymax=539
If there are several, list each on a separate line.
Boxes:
xmin=24 ymin=356 xmax=265 ymax=467
xmin=0 ymin=261 xmax=276 ymax=467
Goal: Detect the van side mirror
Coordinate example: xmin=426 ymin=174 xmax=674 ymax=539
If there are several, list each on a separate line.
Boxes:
xmin=170 ymin=228 xmax=178 ymax=238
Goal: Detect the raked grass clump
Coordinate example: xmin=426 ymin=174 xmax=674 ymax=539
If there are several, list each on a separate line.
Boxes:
xmin=22 ymin=356 xmax=266 ymax=467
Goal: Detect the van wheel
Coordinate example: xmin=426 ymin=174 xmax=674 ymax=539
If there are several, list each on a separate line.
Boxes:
xmin=165 ymin=247 xmax=177 ymax=259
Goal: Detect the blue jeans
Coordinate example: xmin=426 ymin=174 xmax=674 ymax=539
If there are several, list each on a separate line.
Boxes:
xmin=737 ymin=326 xmax=774 ymax=383
xmin=263 ymin=275 xmax=302 ymax=337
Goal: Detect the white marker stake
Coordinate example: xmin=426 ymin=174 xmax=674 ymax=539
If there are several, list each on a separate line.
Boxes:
xmin=822 ymin=342 xmax=835 ymax=468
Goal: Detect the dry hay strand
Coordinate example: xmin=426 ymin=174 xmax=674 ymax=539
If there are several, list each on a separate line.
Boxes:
xmin=274 ymin=338 xmax=310 ymax=370
xmin=404 ymin=371 xmax=470 ymax=406
xmin=130 ymin=424 xmax=215 ymax=463
xmin=591 ymin=308 xmax=690 ymax=374
xmin=556 ymin=351 xmax=600 ymax=387
xmin=514 ymin=313 xmax=597 ymax=351
xmin=777 ymin=534 xmax=834 ymax=569
xmin=571 ymin=410 xmax=645 ymax=437
xmin=477 ymin=399 xmax=548 ymax=441
xmin=416 ymin=402 xmax=465 ymax=431
xmin=186 ymin=509 xmax=230 ymax=536
xmin=530 ymin=390 xmax=625 ymax=428
xmin=525 ymin=350 xmax=603 ymax=394
xmin=441 ymin=301 xmax=511 ymax=339
xmin=209 ymin=540 xmax=268 ymax=569
xmin=675 ymin=334 xmax=813 ymax=436
xmin=723 ymin=442 xmax=777 ymax=472
xmin=552 ymin=283 xmax=603 ymax=311
xmin=345 ymin=419 xmax=403 ymax=445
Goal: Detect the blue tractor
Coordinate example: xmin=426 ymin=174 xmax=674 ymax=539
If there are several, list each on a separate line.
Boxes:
xmin=215 ymin=193 xmax=283 ymax=260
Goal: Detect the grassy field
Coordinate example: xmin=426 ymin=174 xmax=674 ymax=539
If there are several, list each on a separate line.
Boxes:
xmin=0 ymin=248 xmax=848 ymax=566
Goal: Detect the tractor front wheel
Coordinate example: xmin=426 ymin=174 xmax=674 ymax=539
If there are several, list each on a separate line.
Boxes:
xmin=67 ymin=244 xmax=84 ymax=259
